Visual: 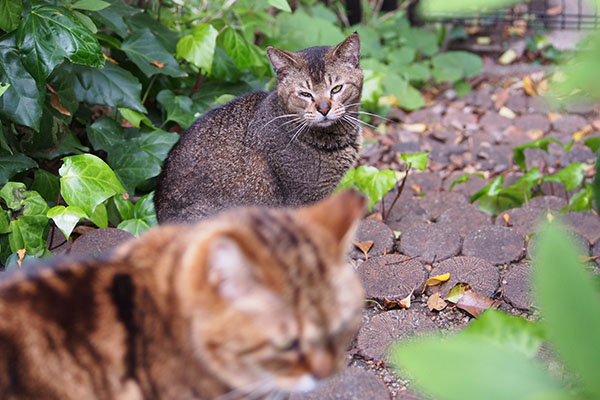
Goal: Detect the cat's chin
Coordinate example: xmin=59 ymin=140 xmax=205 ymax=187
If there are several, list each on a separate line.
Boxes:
xmin=276 ymin=373 xmax=318 ymax=393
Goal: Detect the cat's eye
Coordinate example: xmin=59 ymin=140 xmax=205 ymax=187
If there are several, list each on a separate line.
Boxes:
xmin=274 ymin=338 xmax=301 ymax=352
xmin=331 ymin=85 xmax=343 ymax=94
xmin=299 ymin=91 xmax=313 ymax=98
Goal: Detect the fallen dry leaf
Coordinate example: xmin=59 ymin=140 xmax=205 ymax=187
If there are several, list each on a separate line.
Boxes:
xmin=366 ymin=212 xmax=383 ymax=222
xmin=402 ymin=123 xmax=428 ymax=133
xmin=17 ymin=249 xmax=26 ymax=268
xmin=353 ymin=240 xmax=374 ymax=258
xmin=572 ymin=125 xmax=594 ymax=142
xmin=502 ymin=213 xmax=511 ymax=225
xmin=121 ymin=118 xmax=136 ymax=128
xmin=427 ymin=292 xmax=447 ymax=311
xmin=546 ymin=5 xmax=563 ymax=15
xmin=423 ymin=273 xmax=451 ymax=293
xmin=455 ymin=290 xmax=499 ymax=317
xmin=103 ymin=53 xmax=119 ymax=64
xmin=476 ymin=36 xmax=491 ymax=45
xmin=393 ymin=230 xmax=401 ymax=239
xmin=410 ymin=184 xmax=421 ymax=194
xmin=499 ymin=49 xmax=517 ymax=65
xmin=398 ymin=289 xmax=414 ymax=309
xmin=537 ymin=79 xmax=549 ymax=95
xmin=150 ymin=60 xmax=165 ymax=68
xmin=446 ymin=282 xmax=472 ymax=303
xmin=547 ymin=112 xmax=562 ymax=124
xmin=48 ymin=89 xmax=72 ymax=116
xmin=527 ymin=129 xmax=544 ymax=140
xmin=498 ymin=106 xmax=516 ymax=120
xmin=493 ymin=88 xmax=509 ymax=110
xmin=465 ymin=26 xmax=481 ymax=34
xmin=522 ymin=76 xmax=537 ymax=96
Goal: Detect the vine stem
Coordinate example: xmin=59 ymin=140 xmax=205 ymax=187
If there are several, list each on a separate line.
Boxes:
xmin=142 ymin=75 xmax=158 ymax=105
xmin=384 ymin=164 xmax=411 ymax=222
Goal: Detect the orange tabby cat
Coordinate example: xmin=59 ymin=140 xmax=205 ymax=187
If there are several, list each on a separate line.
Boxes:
xmin=0 ymin=190 xmax=365 ymax=400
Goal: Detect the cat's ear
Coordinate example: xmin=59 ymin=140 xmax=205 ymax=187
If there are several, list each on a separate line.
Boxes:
xmin=266 ymin=47 xmax=300 ymax=78
xmin=331 ymin=33 xmax=361 ymax=67
xmin=298 ymin=190 xmax=365 ymax=249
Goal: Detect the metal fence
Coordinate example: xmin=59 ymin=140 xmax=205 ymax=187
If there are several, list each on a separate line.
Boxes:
xmin=412 ymin=0 xmax=600 ymax=30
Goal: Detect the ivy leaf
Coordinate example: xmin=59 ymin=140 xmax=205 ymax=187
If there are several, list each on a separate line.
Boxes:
xmin=0 ymin=0 xmax=21 ymax=32
xmin=176 ymin=23 xmax=218 ymax=74
xmin=47 ymin=205 xmax=87 ymax=240
xmin=88 ymin=202 xmax=108 ymax=228
xmin=563 ymin=184 xmax=593 ymax=212
xmin=121 ymin=28 xmax=186 ymax=78
xmin=68 ymin=62 xmax=146 ymax=112
xmin=584 ymin=137 xmax=600 ymax=153
xmin=157 ymin=89 xmax=196 ymax=129
xmin=338 ymin=166 xmax=397 ymax=211
xmin=223 ymin=28 xmax=254 ymax=70
xmin=71 ymin=0 xmax=111 ymax=11
xmin=117 ymin=218 xmax=150 ymax=236
xmin=0 ymin=207 xmax=9 ymax=234
xmin=133 ymin=191 xmax=157 ymax=226
xmin=268 ymin=0 xmax=292 ymax=12
xmin=91 ymin=0 xmax=141 ymax=38
xmin=0 ymin=82 xmax=9 ymax=97
xmin=32 ymin=169 xmax=60 ymax=203
xmin=430 ymin=51 xmax=482 ymax=83
xmin=125 ymin=13 xmax=179 ymax=54
xmin=0 ymin=45 xmax=43 ymax=130
xmin=8 ymin=216 xmax=49 ymax=257
xmin=543 ymin=163 xmax=586 ymax=191
xmin=118 ymin=107 xmax=152 ymax=128
xmin=59 ymin=154 xmax=126 ymax=216
xmin=0 ymin=151 xmax=38 ymax=184
xmin=513 ymin=138 xmax=563 ymax=170
xmin=112 ymin=193 xmax=134 ymax=220
xmin=399 ymin=152 xmax=430 ymax=171
xmin=17 ymin=4 xmax=104 ymax=83
xmin=448 ymin=172 xmax=485 ymax=192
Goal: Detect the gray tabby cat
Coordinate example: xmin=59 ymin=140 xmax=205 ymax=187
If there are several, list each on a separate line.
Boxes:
xmin=155 ymin=34 xmax=363 ymax=223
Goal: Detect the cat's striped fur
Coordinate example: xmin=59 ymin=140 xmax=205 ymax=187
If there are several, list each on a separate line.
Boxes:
xmin=0 ymin=190 xmax=365 ymax=400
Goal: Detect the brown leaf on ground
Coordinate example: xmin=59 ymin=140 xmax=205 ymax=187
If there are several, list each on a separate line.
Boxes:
xmin=527 ymin=129 xmax=544 ymax=140
xmin=402 ymin=123 xmax=428 ymax=133
xmin=572 ymin=125 xmax=594 ymax=142
xmin=502 ymin=213 xmax=511 ymax=225
xmin=383 ymin=287 xmax=415 ymax=310
xmin=410 ymin=184 xmax=421 ymax=194
xmin=150 ymin=61 xmax=165 ymax=68
xmin=498 ymin=106 xmax=516 ymax=119
xmin=522 ymin=76 xmax=537 ymax=96
xmin=427 ymin=292 xmax=447 ymax=311
xmin=17 ymin=249 xmax=26 ymax=268
xmin=366 ymin=212 xmax=383 ymax=222
xmin=455 ymin=289 xmax=499 ymax=317
xmin=353 ymin=240 xmax=374 ymax=259
xmin=493 ymin=88 xmax=509 ymax=110
xmin=546 ymin=5 xmax=563 ymax=15
xmin=547 ymin=112 xmax=562 ymax=124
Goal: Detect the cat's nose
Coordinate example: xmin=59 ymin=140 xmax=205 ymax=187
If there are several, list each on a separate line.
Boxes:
xmin=317 ymin=101 xmax=331 ymax=116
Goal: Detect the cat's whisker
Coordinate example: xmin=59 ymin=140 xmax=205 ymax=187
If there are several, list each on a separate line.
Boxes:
xmin=278 ymin=117 xmax=304 ymax=128
xmin=286 ymin=122 xmax=309 ymax=148
xmin=264 ymin=113 xmax=301 ymax=128
xmin=343 ymin=102 xmax=362 ymax=108
xmin=343 ymin=114 xmax=377 ymax=129
xmin=346 ymin=110 xmax=392 ymax=122
xmin=215 ymin=378 xmax=272 ymax=400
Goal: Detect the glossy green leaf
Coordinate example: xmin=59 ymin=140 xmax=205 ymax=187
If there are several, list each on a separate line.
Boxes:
xmin=68 ymin=62 xmax=146 ymax=112
xmin=86 ymin=116 xmax=125 ymax=152
xmin=17 ymin=4 xmax=104 ymax=83
xmin=0 ymin=151 xmax=38 ymax=184
xmin=463 ymin=309 xmax=545 ymax=358
xmin=0 ymin=0 xmax=21 ymax=32
xmin=223 ymin=28 xmax=253 ymax=70
xmin=8 ymin=215 xmax=49 ymax=257
xmin=477 ymin=187 xmax=527 ymax=216
xmin=59 ymin=154 xmax=126 ymax=216
xmin=176 ymin=23 xmax=218 ymax=74
xmin=268 ymin=0 xmax=292 ymax=12
xmin=509 ymin=168 xmax=541 ymax=192
xmin=125 ymin=13 xmax=178 ymax=53
xmin=121 ymin=28 xmax=186 ymax=78
xmin=338 ymin=166 xmax=397 ymax=211
xmin=0 ymin=82 xmax=9 ymax=97
xmin=133 ymin=191 xmax=157 ymax=226
xmin=390 ymin=334 xmax=567 ymax=400
xmin=112 ymin=193 xmax=134 ymax=220
xmin=430 ymin=51 xmax=482 ymax=83
xmin=471 ymin=176 xmax=504 ymax=203
xmin=513 ymin=138 xmax=563 ymax=170
xmin=584 ymin=137 xmax=600 ymax=153
xmin=0 ymin=183 xmax=48 ymax=220
xmin=47 ymin=205 xmax=86 ymax=240
xmin=0 ymin=207 xmax=9 ymax=234
xmin=118 ymin=107 xmax=152 ymax=128
xmin=157 ymin=89 xmax=196 ymax=128
xmin=0 ymin=45 xmax=43 ymax=130
xmin=72 ymin=10 xmax=98 ymax=34
xmin=88 ymin=202 xmax=108 ymax=228
xmin=71 ymin=0 xmax=111 ymax=11
xmin=534 ymin=223 xmax=600 ymax=397
xmin=448 ymin=172 xmax=485 ymax=192
xmin=91 ymin=0 xmax=140 ymax=38
xmin=399 ymin=152 xmax=429 ymax=171
xmin=543 ymin=163 xmax=585 ymax=191
xmin=117 ymin=218 xmax=150 ymax=236
xmin=32 ymin=169 xmax=60 ymax=203
xmin=563 ymin=184 xmax=593 ymax=212
xmin=274 ymin=10 xmax=345 ymax=51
